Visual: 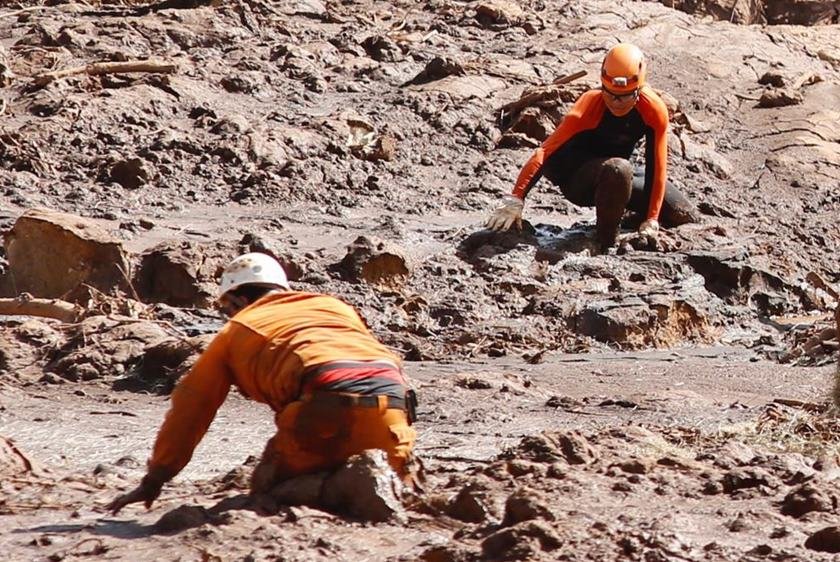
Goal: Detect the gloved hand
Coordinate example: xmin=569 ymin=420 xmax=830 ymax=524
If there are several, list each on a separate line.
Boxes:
xmin=638 ymin=218 xmax=660 ymax=237
xmin=486 ymin=195 xmax=524 ymax=231
xmin=106 ymin=468 xmax=170 ymax=514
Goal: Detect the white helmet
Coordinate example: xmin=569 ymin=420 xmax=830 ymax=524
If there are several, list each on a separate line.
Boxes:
xmin=219 ymin=253 xmax=289 ymax=297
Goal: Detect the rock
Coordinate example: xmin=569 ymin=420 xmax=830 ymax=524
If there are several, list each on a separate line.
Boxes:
xmin=806 ymin=526 xmax=840 ymax=553
xmin=332 ymin=236 xmax=410 ymax=288
xmin=109 ymin=158 xmax=151 ymax=190
xmin=758 ymin=89 xmax=803 ymax=108
xmin=506 ymin=431 xmax=598 ymax=465
xmin=405 ymin=56 xmax=465 ymax=86
xmin=0 ymin=436 xmax=35 ymax=476
xmin=420 ymin=545 xmax=481 ymax=562
xmin=3 ymin=208 xmax=130 ymax=302
xmin=721 ymin=468 xmax=780 ymax=494
xmin=780 ymin=483 xmax=836 ymax=518
xmin=447 ymin=483 xmax=499 ymax=523
xmin=504 ymin=107 xmax=556 ymax=143
xmin=128 ymin=335 xmax=211 ymax=391
xmin=758 ymin=71 xmax=786 ymax=87
xmin=238 ymin=233 xmax=306 ymax=282
xmin=502 ymin=489 xmax=554 ymax=525
xmin=135 ymin=240 xmax=231 ymax=308
xmin=481 ymin=521 xmax=562 ymax=561
xmin=475 ymin=1 xmax=525 ymax=28
xmin=361 ymin=35 xmax=403 ymax=62
xmin=320 ymin=450 xmax=406 ymax=523
xmin=47 ymin=316 xmax=169 ymax=382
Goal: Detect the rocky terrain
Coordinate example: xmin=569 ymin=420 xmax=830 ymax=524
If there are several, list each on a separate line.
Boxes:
xmin=0 ymin=0 xmax=839 ymax=560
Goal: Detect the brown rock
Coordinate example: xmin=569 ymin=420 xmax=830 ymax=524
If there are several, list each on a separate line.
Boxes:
xmin=447 ymin=483 xmax=498 ymax=523
xmin=3 ymin=209 xmax=130 ymax=302
xmin=805 ymin=526 xmax=840 ymax=553
xmin=110 ymin=158 xmax=151 ymax=190
xmin=481 ymin=521 xmax=562 ymax=560
xmin=420 ymin=545 xmax=481 ymax=562
xmin=780 ymin=483 xmax=836 ymax=518
xmin=135 ymin=240 xmax=231 ymax=307
xmin=475 ymin=1 xmax=525 ymax=27
xmin=320 ymin=450 xmax=406 ymax=523
xmin=757 ymin=89 xmax=803 ymax=108
xmin=721 ymin=468 xmax=780 ymax=494
xmin=332 ymin=236 xmax=410 ymax=288
xmin=502 ymin=489 xmax=554 ymax=525
xmin=758 ymin=71 xmax=786 ymax=87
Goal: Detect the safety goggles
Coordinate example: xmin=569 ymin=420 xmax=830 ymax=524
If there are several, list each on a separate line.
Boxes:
xmin=603 ymin=87 xmax=640 ymax=103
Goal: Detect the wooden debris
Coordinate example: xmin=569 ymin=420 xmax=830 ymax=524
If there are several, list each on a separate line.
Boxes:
xmin=498 ymin=70 xmax=586 ymax=118
xmin=33 ymin=60 xmax=177 ymax=88
xmin=0 ymin=296 xmax=82 ymax=322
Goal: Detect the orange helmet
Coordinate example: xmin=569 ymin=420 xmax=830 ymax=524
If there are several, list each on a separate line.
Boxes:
xmin=601 ymin=43 xmax=646 ymax=94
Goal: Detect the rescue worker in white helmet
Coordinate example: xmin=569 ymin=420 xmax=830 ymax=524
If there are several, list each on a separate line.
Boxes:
xmin=108 ymin=252 xmax=418 ymax=514
xmin=487 ymin=43 xmax=696 ymax=250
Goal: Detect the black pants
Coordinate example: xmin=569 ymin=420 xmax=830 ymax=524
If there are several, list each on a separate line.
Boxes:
xmin=542 ymin=148 xmax=696 ymax=245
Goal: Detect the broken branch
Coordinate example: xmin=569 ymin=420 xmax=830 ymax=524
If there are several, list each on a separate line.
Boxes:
xmin=33 ymin=60 xmax=177 ymax=87
xmin=498 ymin=69 xmax=586 ymax=116
xmin=0 ymin=297 xmax=82 ymax=323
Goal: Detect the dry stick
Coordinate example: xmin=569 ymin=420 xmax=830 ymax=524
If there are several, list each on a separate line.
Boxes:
xmin=0 ymin=6 xmax=48 ymax=20
xmin=0 ymin=297 xmax=82 ymax=322
xmin=33 ymin=60 xmax=177 ymax=87
xmin=499 ymin=69 xmax=586 ymax=116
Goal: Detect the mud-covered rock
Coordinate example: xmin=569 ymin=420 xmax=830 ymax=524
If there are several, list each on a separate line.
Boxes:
xmin=721 ymin=468 xmax=780 ymax=494
xmin=269 ymin=472 xmax=327 ymax=507
xmin=109 ymin=158 xmax=151 ymax=190
xmin=135 ymin=240 xmax=232 ymax=307
xmin=780 ymin=482 xmax=836 ymax=518
xmin=331 ymin=236 xmax=410 ymax=288
xmin=502 ymin=488 xmax=554 ymax=525
xmin=446 ymin=482 xmax=500 ymax=523
xmin=46 ymin=316 xmax=169 ymax=382
xmin=805 ymin=526 xmax=840 ymax=553
xmin=481 ymin=521 xmax=562 ymax=560
xmin=3 ymin=209 xmax=130 ymax=302
xmin=154 ymin=505 xmax=216 ymax=534
xmin=420 ymin=545 xmax=481 ymax=562
xmin=758 ymin=89 xmax=803 ymax=108
xmin=505 ymin=431 xmax=599 ymax=465
xmin=320 ymin=449 xmax=405 ymax=522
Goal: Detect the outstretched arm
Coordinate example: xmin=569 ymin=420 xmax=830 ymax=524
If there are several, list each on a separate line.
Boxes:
xmin=108 ymin=329 xmax=233 ymax=514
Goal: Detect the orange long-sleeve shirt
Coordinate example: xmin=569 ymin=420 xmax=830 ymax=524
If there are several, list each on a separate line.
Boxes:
xmin=148 ymin=291 xmax=401 ymax=477
xmin=512 ymin=86 xmax=670 ymax=221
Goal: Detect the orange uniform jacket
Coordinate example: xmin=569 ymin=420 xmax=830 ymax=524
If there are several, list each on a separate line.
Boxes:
xmin=512 ymin=86 xmax=670 ymax=221
xmin=148 ymin=291 xmax=401 ymax=478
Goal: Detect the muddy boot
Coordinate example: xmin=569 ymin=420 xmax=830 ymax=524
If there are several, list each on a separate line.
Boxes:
xmin=593 ymin=158 xmax=633 ymax=249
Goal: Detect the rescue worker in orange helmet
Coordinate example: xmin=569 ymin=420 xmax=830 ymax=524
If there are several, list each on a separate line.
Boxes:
xmin=487 ymin=43 xmax=696 ymax=249
xmin=107 ymin=253 xmax=418 ymax=514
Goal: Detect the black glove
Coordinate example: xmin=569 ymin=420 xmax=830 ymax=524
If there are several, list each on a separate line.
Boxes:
xmin=106 ymin=467 xmax=171 ymax=515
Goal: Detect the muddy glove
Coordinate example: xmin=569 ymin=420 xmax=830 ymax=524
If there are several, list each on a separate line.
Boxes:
xmin=638 ymin=219 xmax=659 ymax=237
xmin=106 ymin=467 xmax=171 ymax=514
xmin=486 ymin=195 xmax=524 ymax=231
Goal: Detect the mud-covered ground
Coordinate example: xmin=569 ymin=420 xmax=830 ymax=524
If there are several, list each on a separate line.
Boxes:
xmin=1 ymin=0 xmax=839 ymax=560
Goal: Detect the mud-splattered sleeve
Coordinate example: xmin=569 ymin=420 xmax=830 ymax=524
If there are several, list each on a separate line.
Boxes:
xmin=511 ymin=90 xmax=604 ymax=199
xmin=637 ymin=90 xmax=670 ymax=220
xmin=147 ymin=325 xmax=234 ymax=478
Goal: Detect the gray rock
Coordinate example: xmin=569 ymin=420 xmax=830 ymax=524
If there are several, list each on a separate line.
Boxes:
xmin=320 ymin=449 xmax=406 ymax=523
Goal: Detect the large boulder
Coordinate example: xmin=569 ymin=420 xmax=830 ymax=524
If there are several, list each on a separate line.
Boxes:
xmin=2 ymin=209 xmax=130 ymax=302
